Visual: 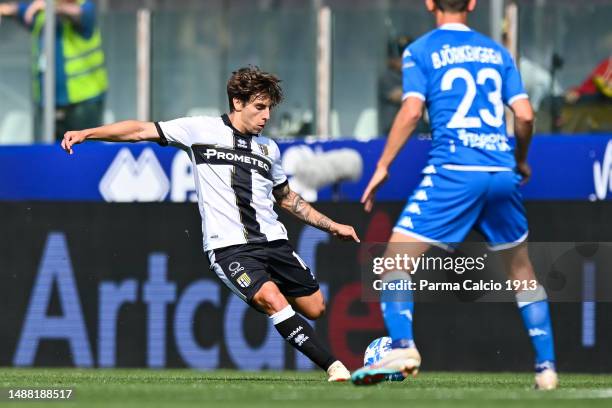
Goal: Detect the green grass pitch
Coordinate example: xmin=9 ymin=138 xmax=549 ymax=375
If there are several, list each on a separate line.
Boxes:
xmin=1 ymin=369 xmax=611 ymax=407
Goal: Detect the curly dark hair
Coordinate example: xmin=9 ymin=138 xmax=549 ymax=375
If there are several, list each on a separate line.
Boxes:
xmin=226 ymin=66 xmax=284 ymax=112
xmin=434 ymin=0 xmax=470 ymax=12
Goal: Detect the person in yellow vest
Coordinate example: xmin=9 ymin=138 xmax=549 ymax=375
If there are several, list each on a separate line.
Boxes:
xmin=0 ymin=0 xmax=108 ymax=141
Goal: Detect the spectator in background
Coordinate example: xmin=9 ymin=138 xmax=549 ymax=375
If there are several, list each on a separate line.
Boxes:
xmin=378 ymin=35 xmax=429 ymax=136
xmin=501 ymin=33 xmax=563 ymax=113
xmin=559 ymin=55 xmax=612 ymax=133
xmin=565 ymin=56 xmax=612 ymax=103
xmin=0 ymin=0 xmax=107 ymax=141
xmin=517 ymin=57 xmax=564 ymax=112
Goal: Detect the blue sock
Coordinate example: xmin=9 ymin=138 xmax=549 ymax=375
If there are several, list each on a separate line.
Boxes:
xmin=380 ymin=272 xmax=415 ymax=349
xmin=517 ymin=287 xmax=556 ymax=372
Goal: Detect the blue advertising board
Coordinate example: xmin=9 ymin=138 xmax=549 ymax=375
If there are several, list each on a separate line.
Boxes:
xmin=0 ymin=134 xmax=610 ymax=201
xmin=2 ymin=202 xmax=611 ymax=371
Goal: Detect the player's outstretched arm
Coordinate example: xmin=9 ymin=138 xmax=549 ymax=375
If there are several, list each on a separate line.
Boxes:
xmin=61 ymin=121 xmax=160 ymax=155
xmin=361 ymin=97 xmax=424 ymax=212
xmin=510 ymin=98 xmax=535 ymax=183
xmin=273 ymin=183 xmax=360 ymax=242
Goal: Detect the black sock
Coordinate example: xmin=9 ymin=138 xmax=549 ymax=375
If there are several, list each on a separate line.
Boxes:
xmin=270 ymin=305 xmax=336 ymax=370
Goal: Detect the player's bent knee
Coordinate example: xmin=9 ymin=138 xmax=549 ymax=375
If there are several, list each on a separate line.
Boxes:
xmin=302 ymin=303 xmax=326 ymax=320
xmin=252 ymin=282 xmax=289 ymax=315
xmin=313 ymin=303 xmax=326 ymax=319
xmin=300 ymin=297 xmax=326 ymax=320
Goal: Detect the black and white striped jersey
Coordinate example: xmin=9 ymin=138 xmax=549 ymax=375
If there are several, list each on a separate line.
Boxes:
xmin=155 ymin=114 xmax=289 ymax=251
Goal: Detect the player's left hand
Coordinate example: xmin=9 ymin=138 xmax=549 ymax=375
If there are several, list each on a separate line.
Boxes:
xmin=361 ymin=166 xmax=389 ymax=212
xmin=330 ymin=223 xmax=360 ymax=242
xmin=516 ymin=161 xmax=531 ymax=184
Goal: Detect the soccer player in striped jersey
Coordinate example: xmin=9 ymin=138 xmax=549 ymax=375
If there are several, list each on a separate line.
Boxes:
xmin=353 ymin=0 xmax=558 ymax=389
xmin=61 ymin=66 xmax=357 ymax=382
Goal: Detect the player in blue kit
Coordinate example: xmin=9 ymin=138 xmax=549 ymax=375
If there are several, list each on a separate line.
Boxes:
xmin=352 ymin=0 xmax=558 ymax=389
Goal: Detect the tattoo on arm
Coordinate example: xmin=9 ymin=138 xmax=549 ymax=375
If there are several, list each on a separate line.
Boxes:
xmin=273 ymin=184 xmax=335 ymax=232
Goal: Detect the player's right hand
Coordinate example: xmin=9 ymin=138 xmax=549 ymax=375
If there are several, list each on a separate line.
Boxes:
xmin=516 ymin=161 xmax=531 ymax=184
xmin=361 ymin=166 xmax=389 ymax=213
xmin=61 ymin=130 xmax=88 ymax=155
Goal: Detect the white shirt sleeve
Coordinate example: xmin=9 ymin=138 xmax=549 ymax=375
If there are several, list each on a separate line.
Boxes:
xmin=155 ymin=117 xmax=200 ymax=148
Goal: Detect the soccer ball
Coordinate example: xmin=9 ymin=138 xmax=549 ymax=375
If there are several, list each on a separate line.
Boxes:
xmin=363 ymin=336 xmax=405 ymax=381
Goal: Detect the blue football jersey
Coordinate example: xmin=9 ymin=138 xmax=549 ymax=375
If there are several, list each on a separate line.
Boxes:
xmin=402 ymin=23 xmax=527 ymax=168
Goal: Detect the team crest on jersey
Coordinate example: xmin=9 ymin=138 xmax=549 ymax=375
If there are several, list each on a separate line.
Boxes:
xmin=257 ymin=144 xmax=269 ymax=156
xmin=236 ymin=273 xmax=252 ymax=288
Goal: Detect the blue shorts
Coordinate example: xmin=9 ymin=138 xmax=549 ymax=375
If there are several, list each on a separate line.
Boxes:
xmin=393 ymin=166 xmax=528 ymax=251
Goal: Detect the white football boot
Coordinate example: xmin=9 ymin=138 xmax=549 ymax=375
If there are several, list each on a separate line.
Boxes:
xmin=327 ymin=360 xmax=351 ymax=382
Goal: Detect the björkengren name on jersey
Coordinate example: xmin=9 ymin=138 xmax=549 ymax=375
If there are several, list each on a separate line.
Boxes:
xmin=431 ymin=45 xmax=503 ymax=69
